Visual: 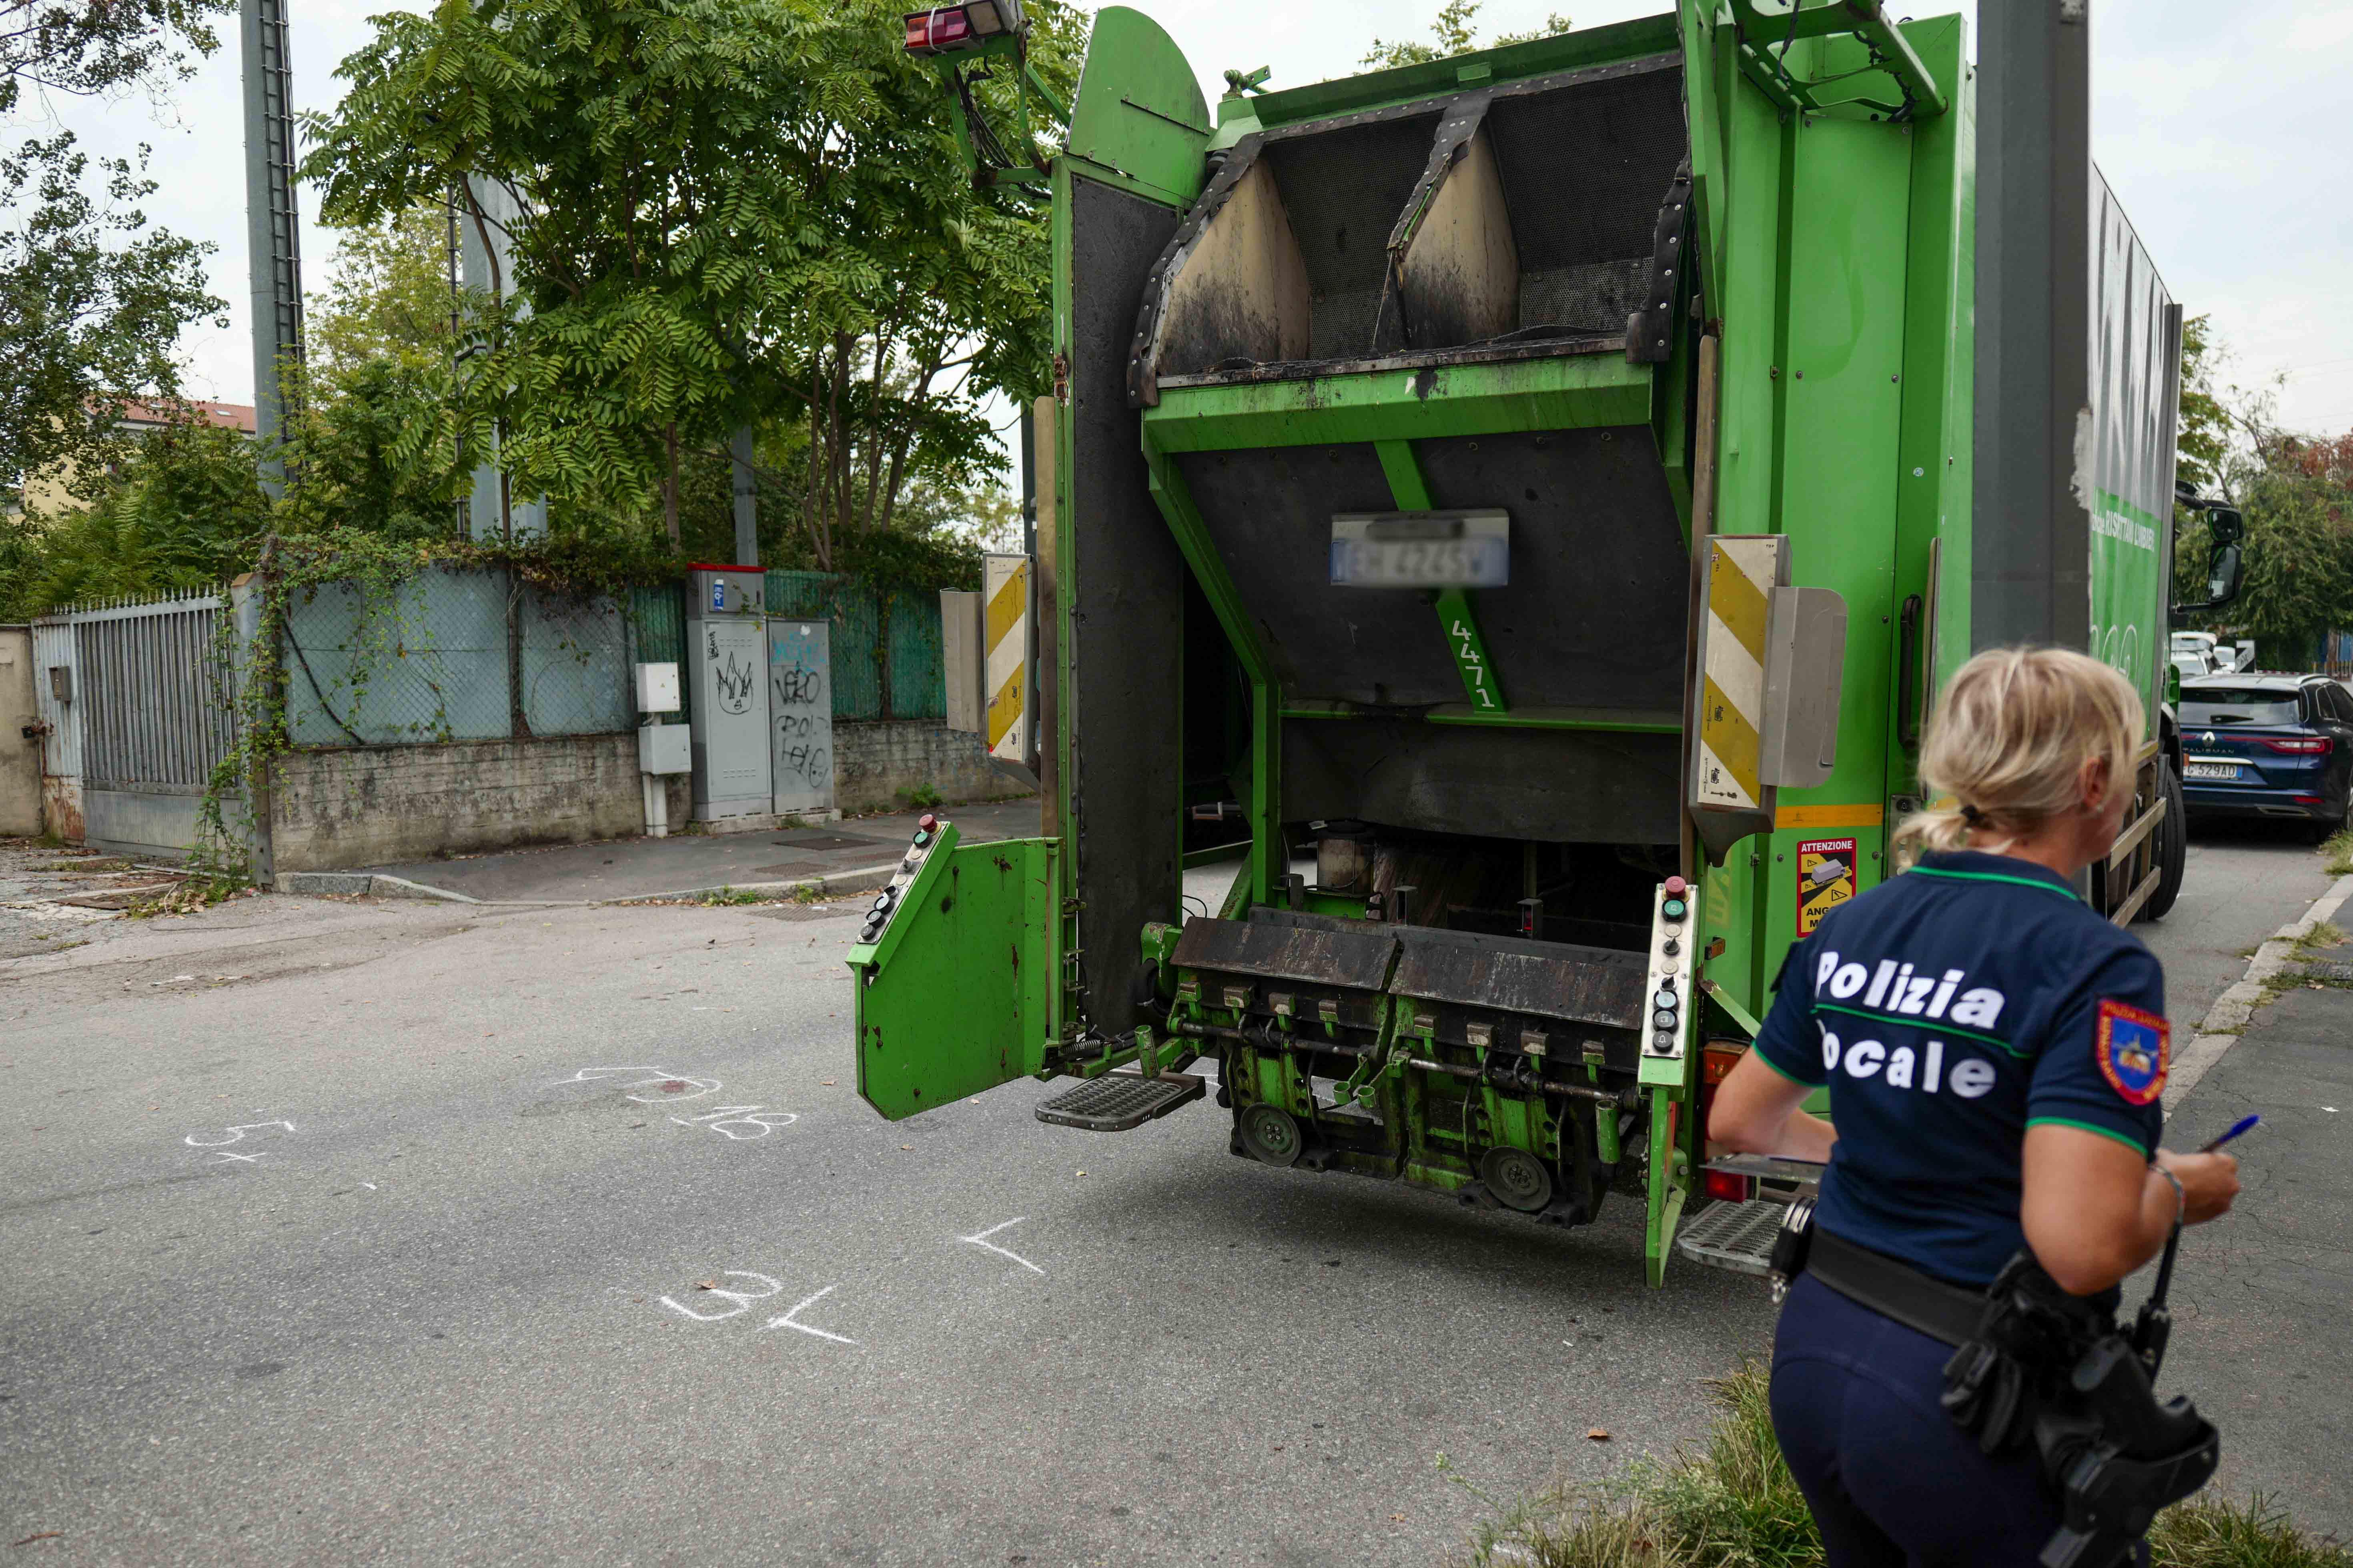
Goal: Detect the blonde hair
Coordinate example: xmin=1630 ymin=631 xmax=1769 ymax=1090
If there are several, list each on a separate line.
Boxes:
xmin=1891 ymin=646 xmax=2143 ymax=864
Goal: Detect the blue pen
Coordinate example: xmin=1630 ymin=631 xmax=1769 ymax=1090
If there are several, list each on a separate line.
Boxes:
xmin=2199 ymin=1114 xmax=2260 ymax=1153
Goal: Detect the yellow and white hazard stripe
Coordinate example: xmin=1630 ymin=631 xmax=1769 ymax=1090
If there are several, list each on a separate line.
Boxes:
xmin=982 ymin=554 xmax=1028 ymax=761
xmin=1695 ymin=536 xmax=1784 ymax=811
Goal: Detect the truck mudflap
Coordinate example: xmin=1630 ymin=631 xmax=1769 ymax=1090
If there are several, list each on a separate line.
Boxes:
xmin=849 ymin=819 xmax=1062 ymax=1121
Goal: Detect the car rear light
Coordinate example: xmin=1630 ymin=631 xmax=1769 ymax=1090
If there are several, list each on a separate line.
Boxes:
xmin=2295 ymin=794 xmax=2325 ymax=805
xmin=1704 ymin=1169 xmax=1753 ymax=1203
xmin=2259 ymin=737 xmax=2332 ymax=755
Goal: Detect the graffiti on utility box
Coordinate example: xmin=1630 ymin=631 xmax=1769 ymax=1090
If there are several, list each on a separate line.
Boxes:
xmin=768 ymin=619 xmax=834 ymax=816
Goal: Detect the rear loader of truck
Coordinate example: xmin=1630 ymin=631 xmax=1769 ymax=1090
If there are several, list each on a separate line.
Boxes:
xmin=850 ymin=0 xmax=2195 ymax=1284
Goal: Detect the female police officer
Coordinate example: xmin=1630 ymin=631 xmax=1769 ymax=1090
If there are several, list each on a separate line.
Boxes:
xmin=1708 ymin=646 xmax=2241 ymax=1567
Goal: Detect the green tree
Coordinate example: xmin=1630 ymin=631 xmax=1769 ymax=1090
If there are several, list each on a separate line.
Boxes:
xmin=0 ymin=0 xmax=230 ymax=114
xmin=301 ymin=0 xmax=1079 ymax=569
xmin=4 ymin=407 xmax=266 ymax=613
xmin=1361 ymin=2 xmax=1575 ymax=69
xmin=0 ymin=133 xmax=224 ymax=503
xmin=2175 ymin=313 xmax=2226 ymax=494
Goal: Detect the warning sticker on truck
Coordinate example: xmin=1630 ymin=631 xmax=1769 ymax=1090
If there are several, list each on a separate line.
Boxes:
xmin=1797 ymin=838 xmax=1857 ymax=934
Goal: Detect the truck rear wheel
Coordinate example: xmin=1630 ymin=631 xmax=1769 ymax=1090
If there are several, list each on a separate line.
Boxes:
xmin=2141 ymin=765 xmax=2188 ymax=921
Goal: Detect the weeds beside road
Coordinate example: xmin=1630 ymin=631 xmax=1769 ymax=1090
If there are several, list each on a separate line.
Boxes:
xmin=1458 ymin=1368 xmax=2350 ymax=1568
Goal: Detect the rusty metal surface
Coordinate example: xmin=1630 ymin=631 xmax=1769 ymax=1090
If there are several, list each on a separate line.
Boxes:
xmin=1391 ymin=926 xmax=1647 ymax=1028
xmin=1170 ymin=914 xmax=1397 ymax=992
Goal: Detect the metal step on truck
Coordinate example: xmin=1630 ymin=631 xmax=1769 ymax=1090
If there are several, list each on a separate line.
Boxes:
xmin=850 ymin=0 xmax=2240 ymax=1284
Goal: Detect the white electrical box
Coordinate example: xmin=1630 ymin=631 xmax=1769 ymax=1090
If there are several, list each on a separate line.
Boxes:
xmin=638 ymin=721 xmax=691 ymax=775
xmin=634 ymin=661 xmax=680 ymax=714
xmin=686 ymin=567 xmax=773 ymax=822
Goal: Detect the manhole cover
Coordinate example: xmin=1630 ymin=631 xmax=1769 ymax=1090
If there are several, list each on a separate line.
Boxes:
xmin=2300 ymin=959 xmax=2353 ymax=983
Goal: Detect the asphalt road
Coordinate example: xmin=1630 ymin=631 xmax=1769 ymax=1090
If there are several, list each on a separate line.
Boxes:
xmin=0 ymin=821 xmax=2336 ymax=1565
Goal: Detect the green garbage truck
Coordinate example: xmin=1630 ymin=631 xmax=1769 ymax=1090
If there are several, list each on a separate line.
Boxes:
xmin=850 ymin=0 xmax=2219 ymax=1284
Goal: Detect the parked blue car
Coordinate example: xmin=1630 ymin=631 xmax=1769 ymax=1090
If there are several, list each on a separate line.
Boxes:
xmin=2179 ymin=673 xmax=2353 ymax=838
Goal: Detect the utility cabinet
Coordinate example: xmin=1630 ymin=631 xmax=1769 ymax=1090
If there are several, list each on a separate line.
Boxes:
xmin=685 ymin=566 xmax=772 ymax=823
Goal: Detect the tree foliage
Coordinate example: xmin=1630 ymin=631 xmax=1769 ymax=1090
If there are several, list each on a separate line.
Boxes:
xmin=1 ymin=408 xmax=266 ymax=615
xmin=2175 ymin=313 xmax=2226 ymax=494
xmin=0 ymin=132 xmax=223 ymax=499
xmin=1361 ymin=1 xmax=1575 ymax=69
xmin=2171 ymin=320 xmax=2353 ymax=667
xmin=300 ymin=0 xmax=1078 ymax=568
xmin=0 ymin=0 xmax=229 ymax=115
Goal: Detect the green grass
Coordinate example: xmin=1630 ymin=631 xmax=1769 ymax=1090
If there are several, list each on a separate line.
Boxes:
xmin=1453 ymin=1366 xmax=2349 ymax=1568
xmin=2293 ymin=921 xmax=2344 ymax=952
xmin=693 ymin=886 xmax=768 ymax=906
xmin=895 ymin=783 xmax=945 ymax=811
xmin=2321 ymin=825 xmax=2353 ymax=878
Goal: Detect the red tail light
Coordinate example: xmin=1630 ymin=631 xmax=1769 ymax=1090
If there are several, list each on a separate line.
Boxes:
xmin=2260 ymin=736 xmax=2332 ymax=754
xmin=1704 ymin=1169 xmax=1752 ymax=1203
xmin=905 ymin=8 xmax=972 ymax=50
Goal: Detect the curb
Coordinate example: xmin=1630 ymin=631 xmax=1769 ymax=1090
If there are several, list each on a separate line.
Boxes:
xmin=606 ymin=861 xmax=902 ymax=907
xmin=275 ymin=871 xmax=482 ymax=903
xmin=2164 ymin=870 xmax=2353 ymax=1115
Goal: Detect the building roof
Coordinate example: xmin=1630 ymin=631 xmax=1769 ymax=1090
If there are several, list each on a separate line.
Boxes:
xmin=114 ymin=399 xmax=259 ymax=434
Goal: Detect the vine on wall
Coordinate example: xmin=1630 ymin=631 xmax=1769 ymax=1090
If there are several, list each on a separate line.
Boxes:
xmin=186 ymin=529 xmax=687 ymax=898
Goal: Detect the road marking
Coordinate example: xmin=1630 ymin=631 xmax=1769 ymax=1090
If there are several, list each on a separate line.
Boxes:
xmin=762 ymin=1285 xmax=858 ymax=1345
xmin=658 ymin=1271 xmax=782 ymax=1322
xmin=210 ymin=1151 xmax=267 ymax=1164
xmin=560 ymin=1067 xmax=721 ymax=1103
xmin=184 ymin=1121 xmax=295 ymax=1148
xmin=960 ymin=1217 xmax=1045 ymax=1275
xmin=666 ymin=1106 xmax=800 ymax=1140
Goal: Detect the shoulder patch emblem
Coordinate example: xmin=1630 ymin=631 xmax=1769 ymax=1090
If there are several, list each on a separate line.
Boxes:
xmin=2094 ymin=998 xmax=2170 ymax=1105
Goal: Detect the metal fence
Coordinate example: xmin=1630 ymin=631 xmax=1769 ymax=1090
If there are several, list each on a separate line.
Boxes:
xmin=68 ymin=589 xmax=237 ymax=789
xmin=765 ymin=570 xmax=944 ymax=721
xmin=283 ymin=567 xmax=636 ymax=745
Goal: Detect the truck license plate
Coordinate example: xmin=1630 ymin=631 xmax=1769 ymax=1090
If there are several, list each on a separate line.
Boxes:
xmin=1331 ymin=510 xmax=1509 ymax=589
xmin=2184 ymin=761 xmax=2239 ymax=781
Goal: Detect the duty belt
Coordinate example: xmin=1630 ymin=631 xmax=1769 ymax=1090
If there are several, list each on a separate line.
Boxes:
xmin=1804 ymin=1226 xmax=1989 ymax=1346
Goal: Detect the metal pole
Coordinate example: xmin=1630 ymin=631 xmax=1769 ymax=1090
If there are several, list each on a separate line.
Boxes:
xmin=240 ymin=0 xmax=304 ymax=497
xmin=731 ymin=426 xmax=759 ymax=566
xmin=1973 ymin=0 xmax=2094 ymax=652
xmin=458 ymin=178 xmax=545 ymax=540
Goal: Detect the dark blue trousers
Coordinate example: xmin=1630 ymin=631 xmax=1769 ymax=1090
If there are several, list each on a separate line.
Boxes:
xmin=1771 ymin=1272 xmax=2066 ymax=1568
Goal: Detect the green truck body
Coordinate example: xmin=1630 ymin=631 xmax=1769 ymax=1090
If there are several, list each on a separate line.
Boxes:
xmin=851 ymin=1 xmax=2191 ymax=1283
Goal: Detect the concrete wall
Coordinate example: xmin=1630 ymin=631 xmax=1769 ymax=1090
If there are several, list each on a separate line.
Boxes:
xmin=0 ymin=627 xmax=38 ymax=837
xmin=831 ymin=721 xmax=1033 ymax=817
xmin=270 ymin=733 xmax=644 ymax=872
xmin=84 ymin=789 xmax=204 ymax=860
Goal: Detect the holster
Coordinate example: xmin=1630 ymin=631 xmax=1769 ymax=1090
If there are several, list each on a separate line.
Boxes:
xmin=1940 ymin=1254 xmax=2220 ymax=1568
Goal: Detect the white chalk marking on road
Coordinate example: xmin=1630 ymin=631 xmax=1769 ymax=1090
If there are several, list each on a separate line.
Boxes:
xmin=2166 ymin=872 xmax=2353 ymax=1115
xmin=961 ymin=1217 xmax=1046 ymax=1275
xmin=211 ymin=1151 xmax=267 ymax=1163
xmin=664 ymin=1106 xmax=800 ymax=1139
xmin=560 ymin=1066 xmax=722 ymax=1103
xmin=762 ymin=1285 xmax=858 ymax=1345
xmin=658 ymin=1271 xmax=783 ymax=1322
xmin=361 ymin=1182 xmax=377 ymax=1190
xmin=185 ymin=1120 xmax=295 ymax=1147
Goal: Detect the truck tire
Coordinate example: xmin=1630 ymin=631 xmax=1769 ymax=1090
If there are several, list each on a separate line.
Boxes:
xmin=2139 ymin=765 xmax=2188 ymax=922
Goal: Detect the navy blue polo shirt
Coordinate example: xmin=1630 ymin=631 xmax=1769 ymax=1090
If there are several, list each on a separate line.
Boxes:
xmin=1752 ymin=850 xmax=2170 ymax=1288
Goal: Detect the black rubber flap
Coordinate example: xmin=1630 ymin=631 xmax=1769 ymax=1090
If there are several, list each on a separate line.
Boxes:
xmin=1171 ymin=915 xmax=1398 ymax=992
xmin=1391 ymin=926 xmax=1648 ymax=1028
xmin=1068 ymin=176 xmax=1188 ymax=1033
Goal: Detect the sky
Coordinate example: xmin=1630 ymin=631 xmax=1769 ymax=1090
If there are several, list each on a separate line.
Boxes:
xmin=13 ymin=0 xmax=2353 ymax=439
